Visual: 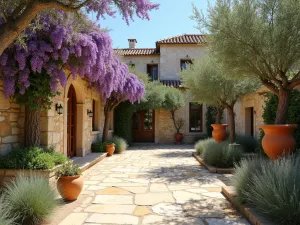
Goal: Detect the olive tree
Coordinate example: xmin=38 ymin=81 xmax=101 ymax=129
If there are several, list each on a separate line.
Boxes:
xmin=192 ymin=0 xmax=300 ymax=124
xmin=181 ymin=57 xmax=259 ymax=142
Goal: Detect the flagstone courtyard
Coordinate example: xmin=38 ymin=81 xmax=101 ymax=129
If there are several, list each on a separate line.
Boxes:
xmin=52 ymin=145 xmax=249 ymax=225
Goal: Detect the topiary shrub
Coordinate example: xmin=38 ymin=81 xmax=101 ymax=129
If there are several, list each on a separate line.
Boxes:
xmin=262 ymin=90 xmax=300 ymax=149
xmin=0 ymin=147 xmax=67 ymax=170
xmin=235 ymin=135 xmax=259 ymax=153
xmin=233 ymin=156 xmax=300 ymax=224
xmin=110 ymin=136 xmax=128 ymax=154
xmin=4 ymin=176 xmax=57 ymax=225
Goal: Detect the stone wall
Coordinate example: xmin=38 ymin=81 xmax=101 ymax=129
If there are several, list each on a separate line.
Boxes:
xmin=155 ymin=94 xmax=208 ymax=144
xmin=159 ymin=44 xmax=207 ymax=80
xmin=0 ymin=77 xmax=107 ymax=157
xmin=0 ymin=81 xmax=22 ymax=155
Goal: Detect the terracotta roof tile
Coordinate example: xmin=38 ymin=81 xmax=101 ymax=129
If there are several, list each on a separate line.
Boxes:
xmin=114 ymin=48 xmax=159 ymax=56
xmin=156 ymin=34 xmax=207 ymax=45
xmin=160 ymin=80 xmax=182 ymax=88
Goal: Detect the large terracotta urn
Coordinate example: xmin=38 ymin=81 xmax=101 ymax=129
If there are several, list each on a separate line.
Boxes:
xmin=260 ymin=124 xmax=297 ymax=160
xmin=57 ymin=175 xmax=84 ymax=201
xmin=211 ymin=124 xmax=228 ymax=143
xmin=106 ymin=143 xmax=115 ymax=156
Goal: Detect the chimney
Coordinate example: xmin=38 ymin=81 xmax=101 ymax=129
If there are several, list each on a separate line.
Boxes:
xmin=128 ymin=39 xmax=137 ymax=48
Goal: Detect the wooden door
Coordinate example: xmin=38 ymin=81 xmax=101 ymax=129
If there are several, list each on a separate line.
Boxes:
xmin=132 ymin=110 xmax=155 ymax=142
xmin=67 ymin=85 xmax=77 ymax=157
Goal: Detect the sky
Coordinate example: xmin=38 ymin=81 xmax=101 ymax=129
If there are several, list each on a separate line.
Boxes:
xmin=90 ymin=0 xmax=214 ymax=48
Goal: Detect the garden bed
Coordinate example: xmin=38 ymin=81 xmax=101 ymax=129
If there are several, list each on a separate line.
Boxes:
xmin=0 ymin=152 xmax=107 ymax=187
xmin=222 ymin=186 xmax=274 ymax=225
xmin=192 ymin=153 xmax=234 ymax=173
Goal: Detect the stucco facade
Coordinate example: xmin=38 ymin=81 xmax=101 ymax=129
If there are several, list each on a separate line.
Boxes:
xmin=0 ymin=77 xmax=111 ymax=156
xmin=115 ymin=35 xmax=209 ymax=144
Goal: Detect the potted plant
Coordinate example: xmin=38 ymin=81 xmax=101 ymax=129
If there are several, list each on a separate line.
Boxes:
xmin=211 ymin=124 xmax=228 ymax=143
xmin=55 ymin=161 xmax=83 ymax=201
xmin=105 ymin=141 xmax=115 ymax=156
xmin=174 ymin=118 xmax=184 ymax=144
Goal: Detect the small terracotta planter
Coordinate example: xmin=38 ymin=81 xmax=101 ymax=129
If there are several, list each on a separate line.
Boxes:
xmin=57 ymin=175 xmax=83 ymax=201
xmin=175 ymin=133 xmax=183 ymax=144
xmin=211 ymin=124 xmax=228 ymax=143
xmin=260 ymin=124 xmax=297 ymax=160
xmin=106 ymin=143 xmax=115 ymax=156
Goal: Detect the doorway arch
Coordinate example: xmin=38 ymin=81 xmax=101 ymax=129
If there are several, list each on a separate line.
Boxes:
xmin=67 ymin=84 xmax=77 ymax=157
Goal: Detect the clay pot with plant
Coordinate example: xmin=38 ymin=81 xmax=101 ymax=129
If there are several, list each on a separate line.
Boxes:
xmin=105 ymin=141 xmax=115 ymax=156
xmin=55 ymin=161 xmax=83 ymax=201
xmin=173 ymin=118 xmax=184 ymax=144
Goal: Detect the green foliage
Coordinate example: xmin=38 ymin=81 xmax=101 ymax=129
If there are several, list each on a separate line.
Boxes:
xmin=232 ymin=158 xmax=264 ymax=203
xmin=0 ymin=147 xmax=67 ymax=170
xmin=55 ymin=161 xmax=81 ymax=178
xmin=196 ymin=139 xmax=243 ymax=168
xmin=206 ymin=106 xmax=217 ymax=137
xmin=110 ymin=136 xmax=128 ymax=154
xmin=4 ymin=176 xmax=57 ymax=225
xmin=192 ymin=0 xmax=300 ymax=88
xmin=235 ymin=135 xmax=259 ymax=153
xmin=114 ymin=101 xmax=137 ymax=145
xmin=262 ymin=90 xmax=300 ymax=149
xmin=195 ymin=138 xmax=215 ymax=155
xmin=162 ymin=87 xmax=185 ymax=111
xmin=91 ymin=141 xmax=106 ymax=153
xmin=0 ymin=195 xmax=17 ymax=225
xmin=233 ymin=156 xmax=300 ymax=224
xmin=181 ymin=58 xmax=260 ymax=107
xmin=15 ymin=70 xmax=59 ymax=111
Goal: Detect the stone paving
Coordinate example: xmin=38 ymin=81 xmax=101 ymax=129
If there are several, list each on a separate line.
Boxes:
xmin=55 ymin=145 xmax=249 ymax=225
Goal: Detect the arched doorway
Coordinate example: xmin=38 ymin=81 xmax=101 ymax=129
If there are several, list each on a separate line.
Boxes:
xmin=67 ymin=85 xmax=77 ymax=157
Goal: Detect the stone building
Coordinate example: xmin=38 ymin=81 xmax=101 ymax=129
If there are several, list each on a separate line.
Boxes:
xmin=0 ymin=76 xmax=113 ymax=156
xmin=115 ymin=34 xmax=209 ymax=144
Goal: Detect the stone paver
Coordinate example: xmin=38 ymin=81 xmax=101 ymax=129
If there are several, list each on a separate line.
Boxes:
xmin=54 ymin=145 xmax=249 ymax=225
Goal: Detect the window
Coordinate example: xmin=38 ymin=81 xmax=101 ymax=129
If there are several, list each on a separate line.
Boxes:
xmin=180 ymin=59 xmax=192 ymax=71
xmin=147 ymin=64 xmax=158 ymax=81
xmin=189 ymin=103 xmax=203 ymax=132
xmin=92 ymin=99 xmax=101 ymax=131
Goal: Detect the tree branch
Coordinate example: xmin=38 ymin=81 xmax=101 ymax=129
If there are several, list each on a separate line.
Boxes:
xmin=260 ymin=78 xmax=279 ymax=96
xmin=288 ymin=77 xmax=300 ymax=90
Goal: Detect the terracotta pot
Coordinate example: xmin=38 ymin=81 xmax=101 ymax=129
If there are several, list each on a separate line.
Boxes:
xmin=106 ymin=143 xmax=115 ymax=156
xmin=211 ymin=124 xmax=228 ymax=143
xmin=175 ymin=133 xmax=183 ymax=144
xmin=57 ymin=175 xmax=83 ymax=201
xmin=260 ymin=124 xmax=297 ymax=160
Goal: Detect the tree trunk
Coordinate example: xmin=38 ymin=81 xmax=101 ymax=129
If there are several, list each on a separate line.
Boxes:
xmin=24 ymin=106 xmax=40 ymax=147
xmin=215 ymin=107 xmax=223 ymax=124
xmin=102 ymin=109 xmax=111 ymax=142
xmin=275 ymin=90 xmax=290 ymax=124
xmin=226 ymin=106 xmax=236 ymax=143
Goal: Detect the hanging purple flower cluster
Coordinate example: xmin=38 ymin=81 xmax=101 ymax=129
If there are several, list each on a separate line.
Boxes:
xmin=86 ymin=0 xmax=159 ymax=24
xmin=0 ymin=11 xmax=145 ymax=103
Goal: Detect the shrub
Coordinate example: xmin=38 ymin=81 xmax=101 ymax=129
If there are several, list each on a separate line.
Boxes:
xmin=91 ymin=142 xmax=106 ymax=153
xmin=195 ymin=138 xmax=215 ymax=155
xmin=233 ymin=156 xmax=300 ymax=224
xmin=0 ymin=195 xmax=17 ymax=225
xmin=55 ymin=161 xmax=81 ymax=178
xmin=232 ymin=158 xmax=264 ymax=203
xmin=202 ymin=141 xmax=243 ymax=168
xmin=4 ymin=176 xmax=57 ymax=225
xmin=235 ymin=135 xmax=259 ymax=153
xmin=110 ymin=136 xmax=128 ymax=154
xmin=0 ymin=147 xmax=67 ymax=170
